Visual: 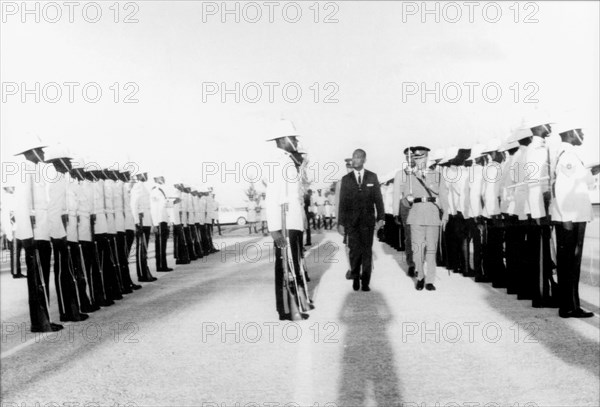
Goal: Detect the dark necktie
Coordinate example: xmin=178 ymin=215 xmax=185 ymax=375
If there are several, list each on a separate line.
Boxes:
xmin=357 ymin=172 xmax=362 ymax=186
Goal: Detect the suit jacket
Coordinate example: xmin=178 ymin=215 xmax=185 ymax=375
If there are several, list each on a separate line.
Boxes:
xmin=338 ymin=169 xmax=385 ymax=228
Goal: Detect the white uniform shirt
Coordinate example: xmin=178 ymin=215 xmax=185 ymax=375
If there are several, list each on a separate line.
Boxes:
xmin=468 ymin=164 xmax=484 ymax=218
xmin=104 ymin=179 xmax=117 ymax=234
xmin=123 ymin=182 xmax=135 ymax=231
xmin=130 ymin=182 xmax=152 ymax=227
xmin=1 ymin=190 xmax=16 ymax=240
xmin=198 ymin=196 xmax=208 ymax=225
xmin=78 ymin=180 xmax=93 ymax=241
xmin=66 ymin=176 xmax=80 ymax=242
xmin=113 ymin=181 xmax=125 ymax=232
xmin=482 ymin=161 xmax=502 ymax=217
xmin=206 ymin=196 xmax=216 ymax=223
xmin=47 ymin=169 xmax=67 ymax=239
xmin=150 ymin=184 xmax=169 ymax=225
xmin=266 ymin=149 xmax=304 ymax=231
xmin=92 ymin=180 xmax=108 ymax=234
xmin=526 ymin=136 xmax=551 ymax=219
xmin=171 ymin=188 xmax=182 ymax=225
xmin=456 ymin=166 xmax=471 ymax=218
xmin=15 ymin=160 xmax=51 ymax=241
xmin=551 ymin=142 xmax=594 ymax=223
xmin=506 ymin=146 xmax=530 ymax=220
xmin=247 ymin=201 xmax=257 ymax=222
xmin=210 ymin=197 xmax=219 ymax=222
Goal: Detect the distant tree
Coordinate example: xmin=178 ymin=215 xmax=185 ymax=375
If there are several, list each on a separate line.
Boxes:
xmin=244 ymin=182 xmax=258 ymax=202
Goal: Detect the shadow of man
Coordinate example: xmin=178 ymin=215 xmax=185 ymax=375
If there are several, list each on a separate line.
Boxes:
xmin=337 ymin=290 xmax=402 ymax=406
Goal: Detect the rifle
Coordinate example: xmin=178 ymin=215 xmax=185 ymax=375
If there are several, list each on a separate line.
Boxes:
xmin=280 ymin=203 xmax=311 ymax=318
xmin=79 ymin=244 xmax=94 ymax=304
xmin=67 ymin=245 xmax=82 ymax=311
xmin=298 ymin=255 xmax=315 ymax=310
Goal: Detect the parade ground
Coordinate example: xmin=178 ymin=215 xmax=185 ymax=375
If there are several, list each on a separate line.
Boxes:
xmin=1 ymin=224 xmax=598 ymax=407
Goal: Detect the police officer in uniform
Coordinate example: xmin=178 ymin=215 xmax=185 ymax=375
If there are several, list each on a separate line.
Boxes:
xmin=45 ymin=145 xmax=89 ymax=322
xmin=151 ymin=175 xmax=174 ymax=271
xmin=396 ymin=147 xmax=443 ymax=290
xmin=131 ymin=172 xmax=157 ymax=282
xmin=172 ymin=183 xmax=190 ymax=264
xmin=551 ymin=120 xmax=595 ymax=318
xmin=393 ymin=148 xmax=417 ymax=276
xmin=1 ymin=184 xmax=25 ymax=278
xmin=265 ymin=120 xmax=310 ymax=320
xmin=14 ymin=135 xmax=63 ymax=332
xmin=66 ymin=156 xmax=97 ymax=313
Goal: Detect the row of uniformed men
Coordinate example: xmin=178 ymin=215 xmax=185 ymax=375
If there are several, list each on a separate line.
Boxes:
xmin=6 ymin=136 xmax=219 ymax=333
xmin=384 ymin=116 xmax=597 ymax=318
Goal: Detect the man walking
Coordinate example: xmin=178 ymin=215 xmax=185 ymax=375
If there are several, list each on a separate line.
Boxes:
xmin=337 ymin=149 xmax=385 ymax=292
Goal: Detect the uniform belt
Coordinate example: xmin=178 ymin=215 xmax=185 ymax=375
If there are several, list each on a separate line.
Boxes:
xmin=413 ymin=197 xmax=437 ymax=203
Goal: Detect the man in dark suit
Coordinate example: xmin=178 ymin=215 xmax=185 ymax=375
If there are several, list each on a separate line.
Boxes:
xmin=337 ymin=149 xmax=385 ymax=292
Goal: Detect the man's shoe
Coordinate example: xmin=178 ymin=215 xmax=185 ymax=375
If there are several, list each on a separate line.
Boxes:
xmin=31 ymin=323 xmax=63 ymax=333
xmin=12 ymin=274 xmax=27 ymax=279
xmin=82 ymin=305 xmax=100 ymax=313
xmin=131 ymin=284 xmax=142 ymax=290
xmin=98 ymin=299 xmax=114 ymax=307
xmin=416 ymin=279 xmax=425 ymax=291
xmin=559 ymin=309 xmax=573 ymax=318
xmin=425 ymin=283 xmax=436 ymax=291
xmin=279 ymin=313 xmax=291 ymax=321
xmin=176 ymin=260 xmax=190 ymax=265
xmin=157 ymin=268 xmax=172 ymax=272
xmin=474 ymin=275 xmax=491 ymax=283
xmin=573 ymin=308 xmax=594 ymax=318
xmin=361 ymin=286 xmax=371 ymax=292
xmin=352 ymin=279 xmax=360 ymax=291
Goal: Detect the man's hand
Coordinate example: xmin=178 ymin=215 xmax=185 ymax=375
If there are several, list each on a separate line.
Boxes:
xmin=271 ymin=230 xmax=286 ymax=249
xmin=394 ymin=216 xmax=401 ymax=225
xmin=376 ymin=220 xmax=384 ymax=230
xmin=337 ymin=224 xmax=345 ymax=236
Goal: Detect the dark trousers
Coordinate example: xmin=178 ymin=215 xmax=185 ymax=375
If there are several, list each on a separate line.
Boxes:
xmin=94 ymin=234 xmax=122 ymax=300
xmin=173 ymin=224 xmax=190 ymax=264
xmin=304 ymin=210 xmax=312 ymax=245
xmin=183 ymin=226 xmax=198 ymax=260
xmin=9 ymin=239 xmax=23 ymax=276
xmin=80 ymin=241 xmax=101 ymax=306
xmin=504 ymin=216 xmax=526 ymax=295
xmin=67 ymin=241 xmax=94 ymax=312
xmin=446 ymin=213 xmax=467 ymax=273
xmin=51 ymin=238 xmax=80 ymax=319
xmin=274 ymin=230 xmax=303 ymax=316
xmin=347 ymin=224 xmax=375 ymax=287
xmin=135 ymin=226 xmax=154 ymax=279
xmin=206 ymin=222 xmax=215 ymax=250
xmin=154 ymin=222 xmax=170 ymax=270
xmin=214 ymin=220 xmax=222 ymax=236
xmin=555 ymin=222 xmax=586 ymax=313
xmin=117 ymin=232 xmax=134 ymax=290
xmin=193 ymin=223 xmax=204 ymax=258
xmin=484 ymin=217 xmax=506 ymax=288
xmin=527 ymin=221 xmax=557 ymax=307
xmin=467 ymin=218 xmax=484 ymax=278
xmin=24 ymin=239 xmax=52 ymax=330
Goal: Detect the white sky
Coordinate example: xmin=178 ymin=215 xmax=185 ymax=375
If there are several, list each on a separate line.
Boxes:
xmin=1 ymin=1 xmax=599 ymax=206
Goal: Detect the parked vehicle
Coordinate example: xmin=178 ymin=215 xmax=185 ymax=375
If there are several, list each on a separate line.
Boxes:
xmin=218 ymin=206 xmax=248 ymax=226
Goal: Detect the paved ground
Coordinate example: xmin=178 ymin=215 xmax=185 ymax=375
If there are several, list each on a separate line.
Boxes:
xmin=1 ymin=226 xmax=599 ymax=407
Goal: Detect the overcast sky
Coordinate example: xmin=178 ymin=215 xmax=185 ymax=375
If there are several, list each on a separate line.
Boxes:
xmin=1 ymin=1 xmax=598 ymax=205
